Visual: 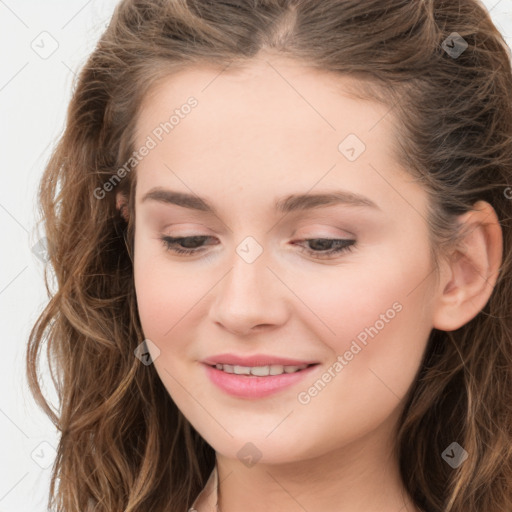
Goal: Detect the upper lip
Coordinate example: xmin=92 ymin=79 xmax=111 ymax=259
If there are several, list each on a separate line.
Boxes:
xmin=202 ymin=353 xmax=319 ymax=367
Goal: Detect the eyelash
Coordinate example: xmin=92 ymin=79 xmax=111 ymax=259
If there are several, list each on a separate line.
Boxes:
xmin=159 ymin=235 xmax=356 ymax=259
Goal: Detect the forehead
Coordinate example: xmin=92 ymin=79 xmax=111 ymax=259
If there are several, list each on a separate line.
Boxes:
xmin=132 ymin=56 xmax=423 ymax=220
xmin=135 ymin=57 xmax=394 ymax=147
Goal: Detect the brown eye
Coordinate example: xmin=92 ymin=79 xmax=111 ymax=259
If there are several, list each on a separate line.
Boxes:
xmin=160 ymin=235 xmax=216 ymax=255
xmin=294 ymin=238 xmax=356 ymax=259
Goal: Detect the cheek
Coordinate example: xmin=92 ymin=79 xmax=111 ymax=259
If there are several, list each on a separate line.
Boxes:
xmin=134 ymin=263 xmax=193 ymax=343
xmin=283 ymin=263 xmax=432 ymax=457
xmin=133 ymin=232 xmax=186 ymax=349
xmin=290 ymin=243 xmax=433 ymax=393
xmin=133 ymin=234 xmax=215 ymax=384
xmin=292 ymin=252 xmax=422 ymax=326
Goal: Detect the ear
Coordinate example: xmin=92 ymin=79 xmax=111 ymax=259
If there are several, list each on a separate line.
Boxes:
xmin=116 ymin=191 xmax=129 ymax=222
xmin=432 ymin=200 xmax=503 ymax=331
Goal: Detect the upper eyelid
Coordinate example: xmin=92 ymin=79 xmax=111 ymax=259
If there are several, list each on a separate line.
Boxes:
xmin=161 ymin=232 xmax=354 ymax=238
xmin=160 ymin=235 xmax=357 ymax=262
xmin=149 ymin=208 xmax=366 ymax=236
xmin=162 ymin=235 xmax=356 ymax=246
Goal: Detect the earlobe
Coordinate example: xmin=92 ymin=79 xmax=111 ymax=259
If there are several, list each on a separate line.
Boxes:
xmin=116 ymin=191 xmax=129 ymax=222
xmin=432 ymin=200 xmax=503 ymax=332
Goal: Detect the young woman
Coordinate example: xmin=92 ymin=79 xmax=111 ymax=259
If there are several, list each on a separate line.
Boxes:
xmin=26 ymin=1 xmax=512 ymax=511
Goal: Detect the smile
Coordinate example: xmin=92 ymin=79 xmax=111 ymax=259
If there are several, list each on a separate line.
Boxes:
xmin=203 ymin=362 xmax=320 ymax=399
xmin=211 ymin=363 xmax=311 ymax=376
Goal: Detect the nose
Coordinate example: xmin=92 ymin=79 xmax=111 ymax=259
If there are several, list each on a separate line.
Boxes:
xmin=208 ymin=250 xmax=289 ymax=336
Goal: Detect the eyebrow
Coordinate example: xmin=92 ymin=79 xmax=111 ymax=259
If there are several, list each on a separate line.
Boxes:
xmin=140 ymin=187 xmax=381 ymax=214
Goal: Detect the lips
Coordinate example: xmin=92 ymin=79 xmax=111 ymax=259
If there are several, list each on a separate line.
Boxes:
xmin=202 ymin=353 xmax=319 ymax=367
xmin=203 ymin=361 xmax=320 ymax=399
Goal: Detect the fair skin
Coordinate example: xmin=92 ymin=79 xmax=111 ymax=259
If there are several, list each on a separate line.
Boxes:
xmin=117 ymin=54 xmax=502 ymax=512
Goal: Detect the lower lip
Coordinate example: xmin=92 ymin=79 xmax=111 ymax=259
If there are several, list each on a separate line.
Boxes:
xmin=202 ymin=363 xmax=319 ymax=399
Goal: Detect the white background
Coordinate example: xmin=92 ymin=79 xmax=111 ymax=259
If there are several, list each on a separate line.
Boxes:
xmin=0 ymin=1 xmax=510 ymax=510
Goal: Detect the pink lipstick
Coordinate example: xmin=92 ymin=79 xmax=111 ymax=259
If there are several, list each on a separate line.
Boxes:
xmin=201 ymin=354 xmax=320 ymax=399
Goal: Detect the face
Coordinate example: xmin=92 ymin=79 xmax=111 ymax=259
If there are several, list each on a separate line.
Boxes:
xmin=131 ymin=55 xmax=439 ymax=464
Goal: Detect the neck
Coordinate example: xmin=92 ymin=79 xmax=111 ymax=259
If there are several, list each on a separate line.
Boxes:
xmin=214 ymin=411 xmax=421 ymax=512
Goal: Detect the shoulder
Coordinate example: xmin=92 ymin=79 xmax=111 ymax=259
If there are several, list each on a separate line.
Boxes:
xmin=188 ymin=464 xmax=218 ymax=512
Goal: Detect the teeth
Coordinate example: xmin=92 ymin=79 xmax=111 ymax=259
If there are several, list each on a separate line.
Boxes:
xmin=233 ymin=365 xmax=251 ymax=375
xmin=214 ymin=363 xmax=309 ymax=376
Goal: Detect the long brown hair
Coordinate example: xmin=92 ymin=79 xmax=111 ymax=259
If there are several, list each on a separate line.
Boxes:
xmin=26 ymin=1 xmax=512 ymax=511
